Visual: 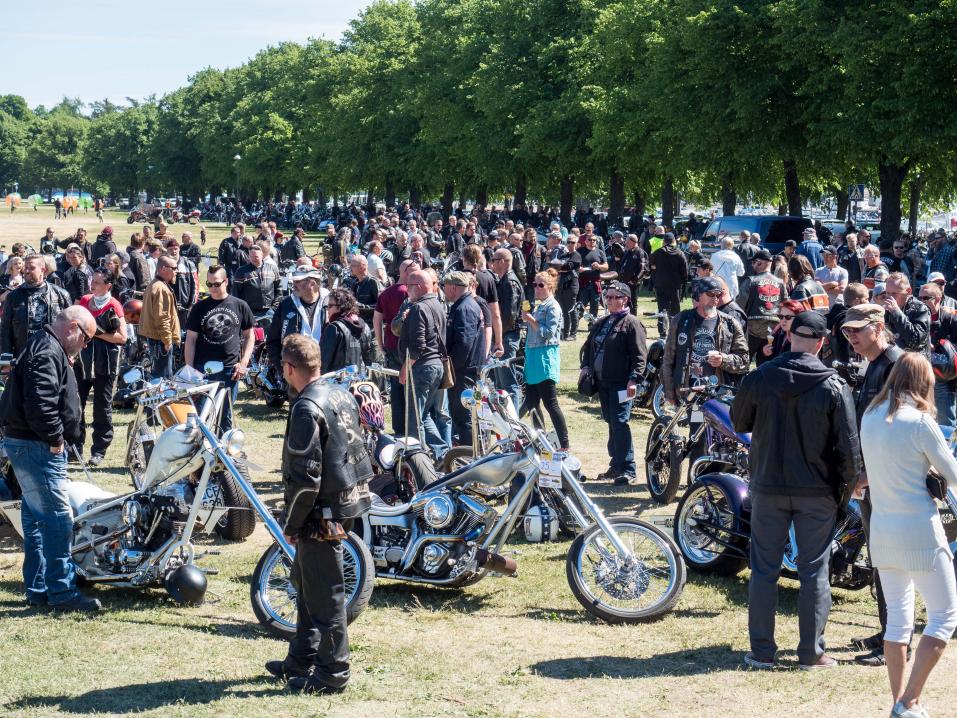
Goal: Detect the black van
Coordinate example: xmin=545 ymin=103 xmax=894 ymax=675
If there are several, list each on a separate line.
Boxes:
xmin=701 ymin=215 xmax=812 ymax=256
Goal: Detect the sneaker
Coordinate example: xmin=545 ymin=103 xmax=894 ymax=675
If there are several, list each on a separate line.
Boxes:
xmin=743 ymin=652 xmax=776 ymax=670
xmin=87 ymin=454 xmax=105 ymax=467
xmin=265 ymin=660 xmax=304 ymax=683
xmin=25 ymin=593 xmax=48 ymax=608
xmin=891 ymin=701 xmax=930 ymax=718
xmin=851 ymin=632 xmax=883 ymax=651
xmin=597 ymin=469 xmax=621 ymax=481
xmin=799 ymin=653 xmax=838 ymax=670
xmin=50 ymin=594 xmax=102 ymax=613
xmin=613 ymin=474 xmax=640 ymax=486
xmin=286 ymin=676 xmax=345 ymax=695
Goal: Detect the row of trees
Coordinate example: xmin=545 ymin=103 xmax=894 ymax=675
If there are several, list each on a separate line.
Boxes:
xmin=3 ymin=0 xmax=957 ymax=241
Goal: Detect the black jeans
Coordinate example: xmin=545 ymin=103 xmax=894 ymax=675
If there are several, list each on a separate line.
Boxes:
xmin=654 ymin=287 xmax=681 ymax=335
xmin=448 ymin=369 xmax=477 ymax=446
xmin=77 ymin=371 xmax=117 ymax=457
xmin=385 ymin=347 xmax=405 ymax=437
xmin=748 ymin=491 xmax=837 ymax=664
xmin=520 ymin=379 xmax=569 ymax=448
xmin=285 ymin=527 xmax=352 ymax=690
xmin=556 ymin=288 xmax=578 ymax=339
xmin=860 ymin=492 xmax=893 ymax=642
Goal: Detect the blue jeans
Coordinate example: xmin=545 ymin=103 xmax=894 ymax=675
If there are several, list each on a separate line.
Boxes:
xmin=410 ymin=363 xmax=449 ymax=458
xmin=597 ymin=382 xmax=636 ymax=476
xmin=5 ymin=438 xmax=76 ymax=604
xmin=204 ymin=367 xmax=239 ymax=433
xmin=494 ymin=330 xmax=523 ymax=413
xmin=148 ymin=338 xmax=174 ymax=379
xmin=935 ymin=380 xmax=957 ymax=430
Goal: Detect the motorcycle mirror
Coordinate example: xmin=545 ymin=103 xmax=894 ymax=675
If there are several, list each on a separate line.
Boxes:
xmin=161 ymin=388 xmax=177 ymax=400
xmin=204 ymin=361 xmax=224 ymax=375
xmin=122 ymin=367 xmax=143 ymax=385
xmin=460 ymin=388 xmax=476 ymax=409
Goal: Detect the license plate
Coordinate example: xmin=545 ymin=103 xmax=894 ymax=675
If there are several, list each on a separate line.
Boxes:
xmin=538 ymin=459 xmax=562 ymax=489
xmin=648 ymin=514 xmax=674 ymax=529
xmin=691 ymin=410 xmax=704 ymax=423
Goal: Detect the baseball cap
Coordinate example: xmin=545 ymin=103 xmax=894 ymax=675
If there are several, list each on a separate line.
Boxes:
xmin=662 ymin=233 xmax=676 ymax=244
xmin=753 ymin=248 xmax=772 ymax=262
xmin=871 ymin=282 xmax=886 ymax=298
xmin=291 ymin=265 xmax=321 ymax=282
xmin=692 ymin=276 xmax=723 ymax=297
xmin=489 ymin=230 xmax=500 ymax=239
xmin=821 ymin=245 xmax=838 ymax=256
xmin=102 ymin=226 xmax=114 ymax=236
xmin=443 ymin=271 xmax=471 ymax=287
xmin=65 ymin=243 xmax=81 ymax=252
xmin=790 ymin=311 xmax=827 ymax=339
xmin=843 ymin=303 xmax=885 ymax=328
xmin=604 ymin=281 xmax=631 ymax=299
xmin=929 ymin=271 xmax=947 ymax=284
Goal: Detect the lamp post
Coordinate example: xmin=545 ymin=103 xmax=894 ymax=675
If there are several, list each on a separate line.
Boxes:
xmin=234 ymin=154 xmax=241 ymax=201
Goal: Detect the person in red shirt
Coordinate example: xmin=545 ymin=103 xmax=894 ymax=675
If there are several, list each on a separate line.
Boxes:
xmin=373 ymin=258 xmax=419 ymax=435
xmin=75 ymin=269 xmax=128 ymax=465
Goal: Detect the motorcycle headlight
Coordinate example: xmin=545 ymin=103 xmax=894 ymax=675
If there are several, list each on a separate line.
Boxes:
xmin=221 ymin=429 xmax=246 ymax=457
xmin=423 ymin=495 xmax=455 ymax=529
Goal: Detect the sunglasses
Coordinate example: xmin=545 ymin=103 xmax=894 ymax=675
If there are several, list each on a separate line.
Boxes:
xmin=705 ymin=291 xmax=723 ymax=298
xmin=206 ymin=280 xmax=226 ymax=288
xmin=780 ymin=315 xmax=795 ymax=320
xmin=533 ymin=282 xmax=548 ymax=288
xmin=919 ymin=295 xmax=934 ymax=301
xmin=842 ymin=324 xmax=873 ymax=336
xmin=77 ymin=322 xmax=93 ymax=346
xmin=605 ymin=294 xmax=627 ymax=301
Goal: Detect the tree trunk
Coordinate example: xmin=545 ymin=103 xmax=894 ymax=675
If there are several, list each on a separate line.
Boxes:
xmin=514 ymin=173 xmax=528 ymax=210
xmin=384 ymin=178 xmax=396 ymax=209
xmin=661 ymin=177 xmax=675 ymax=228
xmin=878 ymin=157 xmax=908 ymax=249
xmin=608 ymin=169 xmax=625 ymax=227
xmin=475 ymin=186 xmax=488 ymax=209
xmin=777 ymin=201 xmax=786 ymax=215
xmin=632 ymin=191 xmax=645 ymax=220
xmin=442 ymin=182 xmax=454 ymax=218
xmin=559 ymin=176 xmax=574 ymax=227
xmin=721 ymin=177 xmax=736 ymax=216
xmin=783 ymin=160 xmax=802 ymax=216
xmin=332 ymin=189 xmax=339 ymax=209
xmin=409 ymin=186 xmax=421 ymax=210
xmin=835 ymin=188 xmax=849 ymax=220
xmin=458 ymin=190 xmax=467 ymax=212
xmin=366 ymin=188 xmax=374 ymax=210
xmin=908 ymin=173 xmax=923 ymax=237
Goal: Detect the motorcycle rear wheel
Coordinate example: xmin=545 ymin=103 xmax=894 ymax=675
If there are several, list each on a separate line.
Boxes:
xmin=213 ymin=456 xmax=256 ymax=541
xmin=250 ymin=532 xmax=374 ymax=640
xmin=645 ymin=420 xmax=683 ymax=505
xmin=566 ymin=515 xmax=685 ymax=623
xmin=674 ymin=480 xmax=748 ymax=576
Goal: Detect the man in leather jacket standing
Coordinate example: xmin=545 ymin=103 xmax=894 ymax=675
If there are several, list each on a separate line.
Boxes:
xmin=1 ymin=254 xmax=71 ymax=356
xmin=732 ymin=311 xmax=861 ymax=670
xmin=266 ymin=334 xmax=372 ymax=695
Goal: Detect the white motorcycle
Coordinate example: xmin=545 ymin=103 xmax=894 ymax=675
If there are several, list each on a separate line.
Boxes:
xmin=0 ymin=364 xmax=374 ymax=636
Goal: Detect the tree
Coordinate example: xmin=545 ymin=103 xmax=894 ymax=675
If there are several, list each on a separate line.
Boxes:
xmin=20 ymin=111 xmax=89 ymax=193
xmin=0 ymin=110 xmax=27 ymax=189
xmin=81 ymin=104 xmax=157 ymax=198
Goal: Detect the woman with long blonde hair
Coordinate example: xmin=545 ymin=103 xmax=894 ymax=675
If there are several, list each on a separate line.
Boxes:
xmin=861 ymin=352 xmax=957 ymax=718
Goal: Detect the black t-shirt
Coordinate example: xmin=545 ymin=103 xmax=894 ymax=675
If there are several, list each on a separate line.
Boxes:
xmin=577 ymin=246 xmax=607 ymax=282
xmin=186 ymin=295 xmax=254 ymax=368
xmin=472 ymin=269 xmax=499 ymax=305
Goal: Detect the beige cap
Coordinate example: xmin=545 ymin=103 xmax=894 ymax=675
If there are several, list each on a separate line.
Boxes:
xmin=444 ymin=271 xmax=471 ymax=287
xmin=842 ymin=303 xmax=885 ymax=328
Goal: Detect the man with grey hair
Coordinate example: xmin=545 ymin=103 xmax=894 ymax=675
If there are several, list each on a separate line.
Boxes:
xmin=0 ymin=305 xmax=102 ymax=612
xmin=796 ymin=226 xmax=824 ymax=270
xmin=735 ymin=230 xmax=759 ymax=277
xmin=711 ymin=235 xmax=746 ymax=302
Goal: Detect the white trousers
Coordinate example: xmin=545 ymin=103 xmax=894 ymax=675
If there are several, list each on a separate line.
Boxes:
xmin=881 ymin=550 xmax=957 ymax=644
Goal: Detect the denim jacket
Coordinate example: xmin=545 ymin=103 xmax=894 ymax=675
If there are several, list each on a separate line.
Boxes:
xmin=525 ymin=295 xmax=563 ymax=349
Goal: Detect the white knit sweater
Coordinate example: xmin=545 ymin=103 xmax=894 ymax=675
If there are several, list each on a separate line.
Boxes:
xmin=860 ymin=400 xmax=956 ymax=572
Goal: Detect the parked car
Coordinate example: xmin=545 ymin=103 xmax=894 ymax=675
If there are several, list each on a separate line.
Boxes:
xmin=701 ymin=215 xmax=812 ymax=256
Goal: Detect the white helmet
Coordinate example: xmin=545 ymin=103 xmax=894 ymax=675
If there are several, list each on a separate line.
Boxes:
xmin=523 ymin=503 xmax=559 ymax=543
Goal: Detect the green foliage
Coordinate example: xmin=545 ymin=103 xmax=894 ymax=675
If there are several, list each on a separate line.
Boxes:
xmin=20 ymin=110 xmax=89 ymax=192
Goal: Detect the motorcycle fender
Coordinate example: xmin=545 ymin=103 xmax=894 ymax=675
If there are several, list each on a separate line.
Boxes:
xmin=695 ymin=472 xmax=750 ymax=523
xmin=0 ymin=500 xmax=24 ymax=538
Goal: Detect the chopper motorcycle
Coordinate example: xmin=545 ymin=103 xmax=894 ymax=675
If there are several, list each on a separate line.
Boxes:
xmin=254 ymin=366 xmax=687 ymax=624
xmin=0 ymin=367 xmax=375 ymax=636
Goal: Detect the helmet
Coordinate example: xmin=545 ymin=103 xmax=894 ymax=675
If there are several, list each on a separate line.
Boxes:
xmin=932 ymin=338 xmax=957 ymax=382
xmin=646 ymin=339 xmax=665 ymax=369
xmin=523 ymin=502 xmax=559 ymax=543
xmin=123 ymin=298 xmax=142 ymax=324
xmin=164 ymin=564 xmax=207 ymax=605
xmin=349 ymin=381 xmax=385 ymax=431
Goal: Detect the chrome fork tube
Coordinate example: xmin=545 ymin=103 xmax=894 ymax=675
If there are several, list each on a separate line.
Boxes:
xmin=562 ymin=464 xmax=633 ymax=558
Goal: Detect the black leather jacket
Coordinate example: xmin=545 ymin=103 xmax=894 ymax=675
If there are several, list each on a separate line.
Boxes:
xmin=266 ymin=294 xmax=326 ymax=367
xmin=0 ymin=281 xmax=72 ymax=356
xmin=0 ymin=326 xmax=82 ymax=447
xmin=661 ymin=309 xmax=749 ymax=402
xmin=232 ymin=262 xmax=281 ymax=314
xmin=281 ymin=380 xmax=373 ymax=534
xmin=885 ymin=295 xmax=930 ymax=354
xmin=732 ymin=351 xmax=862 ymax=500
xmin=278 ymin=237 xmax=306 ymax=263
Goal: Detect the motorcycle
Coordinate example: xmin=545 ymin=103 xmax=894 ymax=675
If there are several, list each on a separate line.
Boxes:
xmin=124 ymin=365 xmax=256 ymax=541
xmin=258 ymin=372 xmax=688 ymax=623
xmin=0 ymin=368 xmax=375 ymax=637
xmin=645 ymin=378 xmax=750 ymax=505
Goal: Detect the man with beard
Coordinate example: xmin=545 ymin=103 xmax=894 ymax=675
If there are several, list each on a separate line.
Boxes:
xmin=184 ymin=265 xmax=255 ymax=432
xmin=1 ymin=254 xmax=72 ymax=356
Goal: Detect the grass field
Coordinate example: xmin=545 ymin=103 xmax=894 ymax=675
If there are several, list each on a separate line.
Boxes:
xmin=0 ymin=207 xmax=951 ymax=718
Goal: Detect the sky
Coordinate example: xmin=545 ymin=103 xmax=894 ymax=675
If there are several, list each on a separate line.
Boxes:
xmin=1 ymin=0 xmax=372 ymax=111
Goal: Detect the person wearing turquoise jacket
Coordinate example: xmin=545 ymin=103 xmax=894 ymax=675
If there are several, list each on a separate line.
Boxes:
xmin=520 ymin=268 xmax=568 ymax=449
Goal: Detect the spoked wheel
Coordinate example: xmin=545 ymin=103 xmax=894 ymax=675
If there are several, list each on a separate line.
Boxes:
xmin=674 ymin=480 xmax=748 ymax=575
xmin=651 ymin=384 xmax=673 ymax=421
xmin=212 ymin=456 xmax=256 ymax=541
xmin=127 ymin=420 xmax=152 ymax=490
xmin=645 ymin=419 xmax=685 ymax=505
xmin=441 ymin=446 xmax=475 ymax=474
xmin=566 ymin=515 xmax=685 ymax=622
xmin=250 ymin=532 xmax=374 ymax=640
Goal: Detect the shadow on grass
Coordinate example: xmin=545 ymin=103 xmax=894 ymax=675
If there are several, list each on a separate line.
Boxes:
xmin=531 ymin=645 xmax=739 ymax=678
xmin=7 ymin=676 xmax=277 ymax=713
xmin=369 ymin=581 xmax=498 ymax=614
xmin=113 ymin=613 xmax=269 ymax=641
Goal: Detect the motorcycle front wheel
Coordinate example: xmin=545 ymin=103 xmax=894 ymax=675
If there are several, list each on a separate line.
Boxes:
xmin=566 ymin=515 xmax=685 ymax=623
xmin=645 ymin=420 xmax=684 ymax=505
xmin=673 ymin=480 xmax=748 ymax=576
xmin=212 ymin=456 xmax=256 ymax=541
xmin=250 ymin=532 xmax=375 ymax=640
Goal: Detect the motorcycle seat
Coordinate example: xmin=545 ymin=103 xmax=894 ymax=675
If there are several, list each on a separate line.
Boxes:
xmin=65 ymin=481 xmax=115 ymax=516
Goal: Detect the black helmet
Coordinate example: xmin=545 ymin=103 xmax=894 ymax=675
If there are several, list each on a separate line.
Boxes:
xmin=646 ymin=338 xmax=665 ymax=369
xmin=164 ymin=564 xmax=207 ymax=606
xmin=932 ymin=338 xmax=957 ymax=382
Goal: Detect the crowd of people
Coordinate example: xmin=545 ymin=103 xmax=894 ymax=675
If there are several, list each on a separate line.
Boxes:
xmin=1 ymin=202 xmax=956 ymax=713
